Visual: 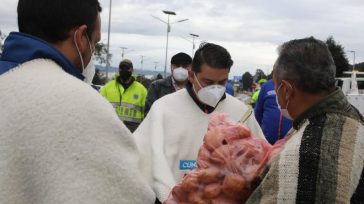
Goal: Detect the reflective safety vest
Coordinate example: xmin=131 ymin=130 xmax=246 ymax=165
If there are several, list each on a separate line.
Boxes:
xmin=100 ymin=79 xmax=147 ymax=124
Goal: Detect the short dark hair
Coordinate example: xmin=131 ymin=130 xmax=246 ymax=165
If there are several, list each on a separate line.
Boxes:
xmin=274 ymin=37 xmax=336 ymax=93
xmin=171 ymin=52 xmax=192 ymax=65
xmin=17 ymin=0 xmax=102 ymax=43
xmin=192 ymin=43 xmax=233 ymax=73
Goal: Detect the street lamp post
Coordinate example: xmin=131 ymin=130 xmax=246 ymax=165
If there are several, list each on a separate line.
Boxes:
xmin=120 ymin=47 xmax=127 ymax=60
xmin=163 ymin=11 xmax=175 ymax=78
xmin=152 ymin=11 xmax=188 ymax=77
xmin=140 ymin=55 xmax=146 ymax=70
xmin=348 ymin=50 xmax=356 ymax=71
xmin=154 ymin=62 xmax=158 ymax=70
xmin=105 ymin=0 xmax=112 ymax=79
xmin=190 ymin=33 xmax=199 ymax=57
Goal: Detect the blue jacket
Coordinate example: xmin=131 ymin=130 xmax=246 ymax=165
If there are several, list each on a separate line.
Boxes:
xmin=0 ymin=32 xmax=83 ymax=80
xmin=254 ymin=80 xmax=292 ymax=144
xmin=226 ymin=80 xmax=234 ymax=96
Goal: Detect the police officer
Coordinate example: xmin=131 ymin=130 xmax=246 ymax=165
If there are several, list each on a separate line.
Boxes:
xmin=100 ymin=59 xmax=147 ymax=132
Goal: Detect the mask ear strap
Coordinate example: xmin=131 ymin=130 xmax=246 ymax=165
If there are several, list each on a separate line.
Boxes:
xmin=193 ymin=72 xmax=203 ymax=89
xmin=86 ymin=34 xmax=94 ymax=53
xmin=74 ymin=29 xmax=85 ymax=71
xmin=285 ymin=82 xmax=294 ymax=100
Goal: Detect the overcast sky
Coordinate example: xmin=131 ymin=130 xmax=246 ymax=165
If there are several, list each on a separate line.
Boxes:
xmin=1 ymin=0 xmax=363 ymax=77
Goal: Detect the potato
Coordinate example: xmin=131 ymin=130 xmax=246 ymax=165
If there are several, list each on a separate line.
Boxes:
xmin=222 ymin=174 xmax=248 ymax=200
xmin=204 ymin=128 xmax=226 ymax=152
xmin=210 ymin=195 xmax=240 ymax=204
xmin=181 ymin=172 xmax=200 ymax=192
xmin=210 ymin=145 xmax=233 ymax=166
xmin=197 ymin=147 xmax=211 ymax=169
xmin=238 ymin=125 xmax=251 ymax=139
xmin=188 ymin=191 xmax=210 ymax=204
xmin=198 ymin=168 xmax=222 ymax=184
xmin=203 ymin=183 xmax=222 ymax=199
xmin=171 ymin=185 xmax=188 ymax=202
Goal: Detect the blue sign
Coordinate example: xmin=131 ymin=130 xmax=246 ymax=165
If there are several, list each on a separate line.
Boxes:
xmin=179 ymin=160 xmax=197 ymax=170
xmin=233 ymin=76 xmax=242 ymax=81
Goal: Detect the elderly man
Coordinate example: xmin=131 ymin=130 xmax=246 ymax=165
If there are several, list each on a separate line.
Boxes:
xmin=247 ymin=37 xmax=364 ymax=203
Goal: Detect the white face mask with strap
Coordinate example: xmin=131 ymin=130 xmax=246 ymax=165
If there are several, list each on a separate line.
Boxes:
xmin=275 ymin=82 xmax=293 ymax=120
xmin=193 ymin=72 xmax=226 ymax=107
xmin=173 ymin=67 xmax=189 ymax=82
xmin=74 ymin=30 xmax=96 ymax=85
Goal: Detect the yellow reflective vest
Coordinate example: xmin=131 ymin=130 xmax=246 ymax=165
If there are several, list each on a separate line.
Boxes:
xmin=100 ymin=79 xmax=147 ymax=128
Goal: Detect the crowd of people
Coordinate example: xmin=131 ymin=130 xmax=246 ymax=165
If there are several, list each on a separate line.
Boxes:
xmin=0 ymin=0 xmax=363 ymax=203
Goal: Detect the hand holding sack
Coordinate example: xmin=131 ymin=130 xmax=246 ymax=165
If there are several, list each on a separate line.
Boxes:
xmin=164 ymin=113 xmax=286 ymax=204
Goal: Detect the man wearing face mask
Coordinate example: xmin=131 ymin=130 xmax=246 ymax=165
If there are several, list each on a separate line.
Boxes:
xmin=100 ymin=59 xmax=148 ymax=133
xmin=134 ymin=43 xmax=265 ymax=202
xmin=0 ymin=0 xmax=155 ymax=203
xmin=246 ymin=37 xmax=364 ymax=204
xmin=144 ymin=52 xmax=192 ymax=116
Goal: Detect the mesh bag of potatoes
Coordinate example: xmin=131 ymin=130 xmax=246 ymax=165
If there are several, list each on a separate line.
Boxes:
xmin=164 ymin=113 xmax=285 ymax=204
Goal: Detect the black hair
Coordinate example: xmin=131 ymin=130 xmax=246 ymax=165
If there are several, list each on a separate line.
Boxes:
xmin=274 ymin=37 xmax=336 ymax=93
xmin=17 ymin=0 xmax=102 ymax=43
xmin=192 ymin=43 xmax=233 ymax=73
xmin=171 ymin=52 xmax=192 ymax=65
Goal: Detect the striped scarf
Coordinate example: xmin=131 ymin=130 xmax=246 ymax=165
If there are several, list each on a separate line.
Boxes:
xmin=247 ymin=89 xmax=364 ymax=203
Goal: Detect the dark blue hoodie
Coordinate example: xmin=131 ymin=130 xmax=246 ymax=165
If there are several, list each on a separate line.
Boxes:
xmin=0 ymin=32 xmax=83 ymax=80
xmin=254 ymin=80 xmax=293 ymax=144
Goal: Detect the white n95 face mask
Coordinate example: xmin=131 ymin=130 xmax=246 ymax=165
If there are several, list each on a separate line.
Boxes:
xmin=74 ymin=30 xmax=96 ymax=85
xmin=275 ymin=83 xmax=293 ymax=120
xmin=82 ymin=56 xmax=96 ymax=85
xmin=193 ymin=73 xmax=226 ymax=107
xmin=173 ymin=67 xmax=188 ymax=82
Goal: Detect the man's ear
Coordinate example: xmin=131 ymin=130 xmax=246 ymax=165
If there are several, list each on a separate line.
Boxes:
xmin=73 ymin=25 xmax=88 ymax=53
xmin=188 ymin=70 xmax=195 ymax=83
xmin=282 ymin=80 xmax=294 ymax=100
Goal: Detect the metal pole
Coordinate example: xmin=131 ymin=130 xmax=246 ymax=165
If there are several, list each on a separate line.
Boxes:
xmin=120 ymin=47 xmax=127 ymax=60
xmin=164 ymin=15 xmax=170 ymax=78
xmin=106 ymin=0 xmax=112 ymax=79
xmin=353 ymin=51 xmax=356 ymax=71
xmin=154 ymin=62 xmax=158 ymax=70
xmin=192 ymin=36 xmax=195 ymax=57
xmin=190 ymin=33 xmax=199 ymax=57
xmin=141 ymin=55 xmax=145 ymax=70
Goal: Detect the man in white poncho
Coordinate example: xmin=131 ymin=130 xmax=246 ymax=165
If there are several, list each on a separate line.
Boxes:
xmin=134 ymin=43 xmax=265 ymax=202
xmin=0 ymin=0 xmax=155 ymax=203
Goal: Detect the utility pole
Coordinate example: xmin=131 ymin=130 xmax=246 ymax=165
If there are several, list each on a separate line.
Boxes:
xmin=190 ymin=33 xmax=199 ymax=57
xmin=141 ymin=55 xmax=145 ymax=70
xmin=152 ymin=11 xmax=188 ymax=77
xmin=105 ymin=0 xmax=112 ymax=79
xmin=120 ymin=47 xmax=127 ymax=60
xmin=154 ymin=62 xmax=158 ymax=70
